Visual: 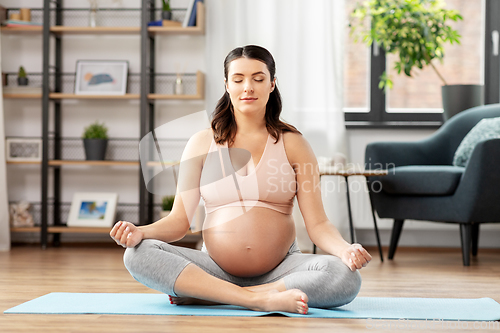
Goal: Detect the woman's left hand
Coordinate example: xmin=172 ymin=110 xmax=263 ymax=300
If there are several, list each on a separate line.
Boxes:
xmin=340 ymin=243 xmax=372 ymax=271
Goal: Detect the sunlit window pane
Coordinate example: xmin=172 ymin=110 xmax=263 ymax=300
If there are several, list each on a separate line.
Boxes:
xmin=344 ymin=0 xmax=370 ymax=113
xmin=387 ymin=0 xmax=484 ymax=112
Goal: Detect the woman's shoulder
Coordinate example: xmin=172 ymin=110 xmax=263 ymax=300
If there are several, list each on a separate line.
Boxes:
xmin=282 ymin=131 xmax=315 ymax=163
xmin=282 ymin=131 xmax=307 ymax=149
xmin=183 ymin=128 xmax=213 ymax=160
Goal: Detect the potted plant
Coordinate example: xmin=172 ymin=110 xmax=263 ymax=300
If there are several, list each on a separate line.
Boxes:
xmin=82 ymin=121 xmax=108 ymax=160
xmin=349 ymin=0 xmax=483 ymax=121
xmin=17 ymin=66 xmax=28 ymax=86
xmin=160 ymin=195 xmax=175 ymax=218
xmin=161 ymin=0 xmax=172 ymax=20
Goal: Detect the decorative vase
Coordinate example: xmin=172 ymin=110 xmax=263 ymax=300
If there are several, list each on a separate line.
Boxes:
xmin=17 ymin=77 xmax=28 ymax=86
xmin=89 ymin=2 xmax=98 ymax=27
xmin=441 ymin=84 xmax=484 ymax=121
xmin=162 ymin=11 xmax=172 ymax=20
xmin=160 ymin=210 xmax=171 ymax=219
xmin=174 ymin=76 xmax=184 ymax=95
xmin=83 ymin=139 xmax=108 ymax=160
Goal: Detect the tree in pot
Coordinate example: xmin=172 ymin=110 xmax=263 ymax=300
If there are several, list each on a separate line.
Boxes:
xmin=82 ymin=121 xmax=108 ymax=160
xmin=161 ymin=0 xmax=172 ymax=20
xmin=349 ymin=0 xmax=483 ymax=121
xmin=17 ymin=66 xmax=28 ymax=86
xmin=160 ymin=195 xmax=175 ymax=218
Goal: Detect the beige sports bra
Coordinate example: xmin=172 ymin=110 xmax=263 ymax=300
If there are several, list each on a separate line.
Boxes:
xmin=199 ymin=132 xmax=296 ymax=215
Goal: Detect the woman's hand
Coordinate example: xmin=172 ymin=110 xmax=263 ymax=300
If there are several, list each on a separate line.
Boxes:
xmin=340 ymin=243 xmax=372 ymax=272
xmin=110 ymin=221 xmax=144 ymax=248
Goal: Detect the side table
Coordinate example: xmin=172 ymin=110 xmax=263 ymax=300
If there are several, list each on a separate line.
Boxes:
xmin=314 ymin=168 xmax=388 ymax=262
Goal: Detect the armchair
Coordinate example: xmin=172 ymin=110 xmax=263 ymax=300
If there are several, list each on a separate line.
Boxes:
xmin=365 ymin=104 xmax=500 ymax=266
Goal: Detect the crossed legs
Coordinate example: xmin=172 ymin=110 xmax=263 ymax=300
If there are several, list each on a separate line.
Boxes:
xmin=123 ymin=239 xmax=361 ymax=314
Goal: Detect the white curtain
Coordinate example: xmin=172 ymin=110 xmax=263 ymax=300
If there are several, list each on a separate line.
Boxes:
xmin=0 ymin=31 xmax=11 ymax=251
xmin=205 ymin=0 xmax=349 ymax=252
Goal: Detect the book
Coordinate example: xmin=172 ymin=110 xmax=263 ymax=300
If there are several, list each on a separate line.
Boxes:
xmin=187 ymin=0 xmax=203 ymax=27
xmin=182 ymin=0 xmax=196 ymax=28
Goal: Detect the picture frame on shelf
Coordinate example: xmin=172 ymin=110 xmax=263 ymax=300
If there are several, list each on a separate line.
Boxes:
xmin=6 ymin=138 xmax=42 ymax=162
xmin=74 ymin=60 xmax=128 ymax=95
xmin=67 ymin=192 xmax=118 ymax=228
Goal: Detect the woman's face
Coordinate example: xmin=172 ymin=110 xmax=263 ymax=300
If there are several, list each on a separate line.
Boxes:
xmin=225 ymin=57 xmax=276 ymax=117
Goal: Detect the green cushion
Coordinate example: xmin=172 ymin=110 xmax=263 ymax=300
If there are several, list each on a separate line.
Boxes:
xmin=453 ymin=117 xmax=500 ymax=167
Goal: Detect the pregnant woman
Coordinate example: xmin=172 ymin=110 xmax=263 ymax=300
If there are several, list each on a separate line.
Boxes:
xmin=110 ymin=45 xmax=371 ymax=315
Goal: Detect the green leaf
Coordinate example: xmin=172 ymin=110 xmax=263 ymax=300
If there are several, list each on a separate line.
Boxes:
xmin=348 ymin=0 xmax=462 ymax=89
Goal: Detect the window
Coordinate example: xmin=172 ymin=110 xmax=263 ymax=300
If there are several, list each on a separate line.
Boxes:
xmin=344 ymin=0 xmax=494 ymax=127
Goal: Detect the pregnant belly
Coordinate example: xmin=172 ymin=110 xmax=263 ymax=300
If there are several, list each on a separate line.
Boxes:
xmin=202 ymin=206 xmax=296 ymax=277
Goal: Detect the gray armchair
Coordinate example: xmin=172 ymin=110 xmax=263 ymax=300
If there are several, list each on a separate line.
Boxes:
xmin=365 ymin=104 xmax=500 ymax=266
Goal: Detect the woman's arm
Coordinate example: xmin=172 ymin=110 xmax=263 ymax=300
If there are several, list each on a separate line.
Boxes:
xmin=283 ymin=132 xmax=372 ymax=271
xmin=110 ymin=129 xmax=212 ymax=247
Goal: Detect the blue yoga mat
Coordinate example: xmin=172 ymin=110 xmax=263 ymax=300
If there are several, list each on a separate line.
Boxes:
xmin=4 ymin=293 xmax=500 ymax=321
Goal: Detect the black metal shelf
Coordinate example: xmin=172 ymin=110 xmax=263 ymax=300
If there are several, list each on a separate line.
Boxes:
xmin=6 ymin=0 xmax=205 ymax=247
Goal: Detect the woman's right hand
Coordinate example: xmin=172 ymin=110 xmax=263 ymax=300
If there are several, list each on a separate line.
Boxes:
xmin=110 ymin=221 xmax=144 ymax=248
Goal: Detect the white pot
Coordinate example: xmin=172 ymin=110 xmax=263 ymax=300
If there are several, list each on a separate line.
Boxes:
xmin=160 ymin=210 xmax=171 ymax=219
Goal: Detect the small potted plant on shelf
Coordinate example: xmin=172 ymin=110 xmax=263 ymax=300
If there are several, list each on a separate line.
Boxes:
xmin=82 ymin=121 xmax=109 ymax=161
xmin=161 ymin=0 xmax=172 ymax=20
xmin=17 ymin=66 xmax=28 ymax=86
xmin=160 ymin=195 xmax=175 ymax=218
xmin=349 ymin=0 xmax=482 ymax=121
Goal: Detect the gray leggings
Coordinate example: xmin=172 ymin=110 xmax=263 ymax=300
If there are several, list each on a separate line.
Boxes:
xmin=123 ymin=239 xmax=362 ymax=309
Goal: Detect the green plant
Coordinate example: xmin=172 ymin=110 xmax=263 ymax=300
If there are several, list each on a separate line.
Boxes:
xmin=82 ymin=121 xmax=108 ymax=139
xmin=18 ymin=66 xmax=27 ymax=78
xmin=349 ymin=0 xmax=463 ymax=91
xmin=162 ymin=0 xmax=171 ymax=12
xmin=162 ymin=195 xmax=175 ymax=211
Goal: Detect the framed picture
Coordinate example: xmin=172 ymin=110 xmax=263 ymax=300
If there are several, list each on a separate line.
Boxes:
xmin=67 ymin=192 xmax=118 ymax=228
xmin=74 ymin=60 xmax=128 ymax=95
xmin=6 ymin=138 xmax=42 ymax=162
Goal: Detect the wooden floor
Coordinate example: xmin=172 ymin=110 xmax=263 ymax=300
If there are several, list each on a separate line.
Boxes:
xmin=1 ymin=244 xmax=499 ymax=333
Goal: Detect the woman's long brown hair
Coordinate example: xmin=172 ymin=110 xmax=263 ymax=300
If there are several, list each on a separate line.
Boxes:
xmin=211 ymin=45 xmax=301 ymax=146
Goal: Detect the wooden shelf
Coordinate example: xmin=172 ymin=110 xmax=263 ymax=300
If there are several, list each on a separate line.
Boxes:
xmin=11 ymin=226 xmax=200 ymax=236
xmin=148 ymin=2 xmax=205 ymax=35
xmin=10 ymin=227 xmax=41 ymax=233
xmin=50 ymin=26 xmax=140 ymax=35
xmin=3 ymin=93 xmax=42 ymax=99
xmin=7 ymin=160 xmax=41 ymax=165
xmin=49 ymin=93 xmax=140 ymax=100
xmin=148 ymin=71 xmax=204 ymax=100
xmin=148 ymin=93 xmax=203 ymax=100
xmin=1 ymin=26 xmax=43 ymax=34
xmin=49 ymin=160 xmax=138 ymax=167
xmin=146 ymin=161 xmax=180 ymax=167
xmin=48 ymin=226 xmax=112 ymax=234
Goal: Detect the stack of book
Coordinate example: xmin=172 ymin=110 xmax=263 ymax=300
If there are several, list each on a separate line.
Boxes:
xmin=3 ymin=19 xmax=42 ymax=28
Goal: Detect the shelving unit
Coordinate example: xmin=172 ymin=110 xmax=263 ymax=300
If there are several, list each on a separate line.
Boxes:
xmin=4 ymin=1 xmax=205 ymax=246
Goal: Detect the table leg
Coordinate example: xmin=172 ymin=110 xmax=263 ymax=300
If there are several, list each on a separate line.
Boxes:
xmin=345 ymin=176 xmax=356 ymax=244
xmin=367 ymin=178 xmax=384 ymax=262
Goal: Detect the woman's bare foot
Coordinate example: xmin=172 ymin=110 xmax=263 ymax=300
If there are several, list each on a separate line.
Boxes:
xmin=170 ymin=289 xmax=308 ymax=314
xmin=169 ymin=295 xmax=222 ymax=306
xmin=256 ymin=289 xmax=309 ymax=314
